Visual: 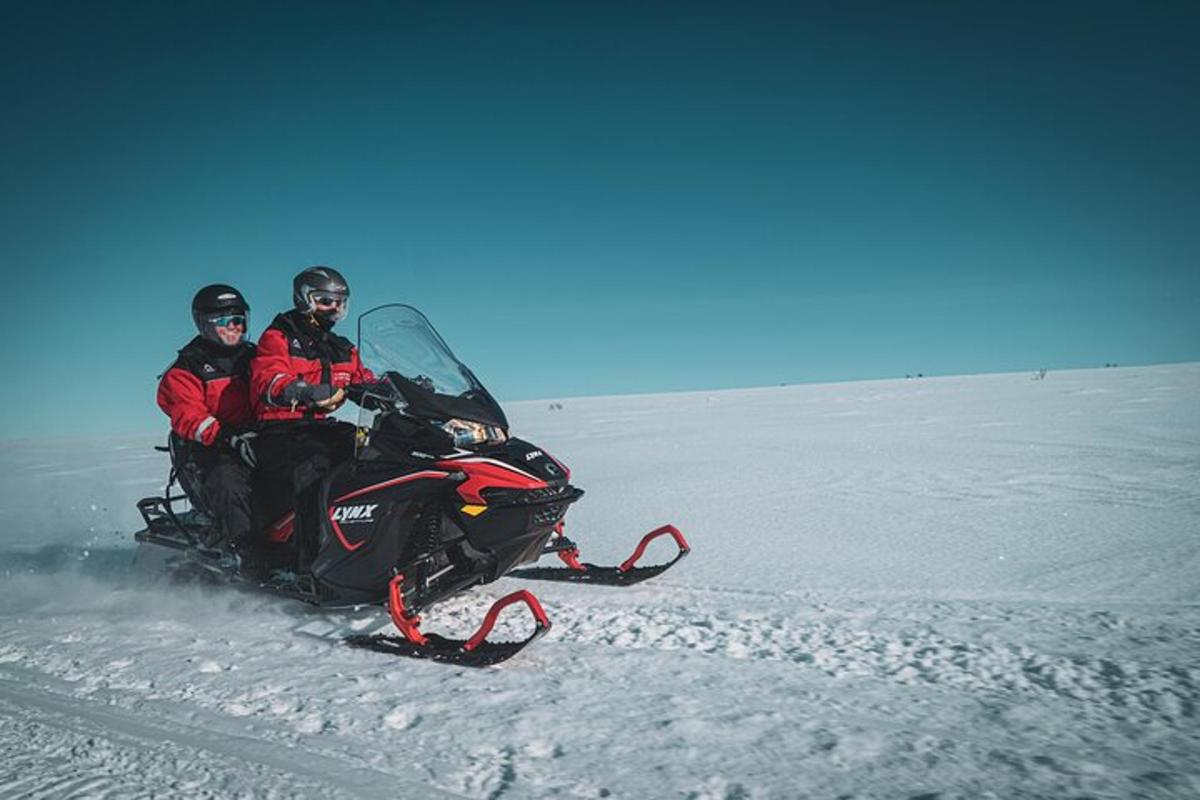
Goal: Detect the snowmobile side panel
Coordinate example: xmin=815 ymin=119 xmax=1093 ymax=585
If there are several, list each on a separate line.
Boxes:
xmin=308 ymin=464 xmax=456 ymax=605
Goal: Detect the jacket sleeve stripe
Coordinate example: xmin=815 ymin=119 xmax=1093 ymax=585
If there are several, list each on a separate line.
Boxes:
xmin=265 ymin=373 xmax=291 ymax=406
xmin=194 ymin=416 xmax=218 ymax=442
xmin=158 ymin=367 xmax=216 ymax=443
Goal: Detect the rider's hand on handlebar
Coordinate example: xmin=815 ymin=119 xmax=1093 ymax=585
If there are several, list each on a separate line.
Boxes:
xmin=315 ymin=387 xmax=346 ymax=409
xmin=281 ymin=380 xmax=343 ymax=410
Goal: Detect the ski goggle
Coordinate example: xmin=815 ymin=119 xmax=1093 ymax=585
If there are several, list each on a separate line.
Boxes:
xmin=207 ymin=313 xmax=247 ymax=328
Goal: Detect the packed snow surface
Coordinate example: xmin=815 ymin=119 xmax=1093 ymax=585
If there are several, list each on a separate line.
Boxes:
xmin=1 ymin=364 xmax=1198 ymax=799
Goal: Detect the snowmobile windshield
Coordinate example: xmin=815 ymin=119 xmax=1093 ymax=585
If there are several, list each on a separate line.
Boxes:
xmin=356 ymin=304 xmax=508 ymax=430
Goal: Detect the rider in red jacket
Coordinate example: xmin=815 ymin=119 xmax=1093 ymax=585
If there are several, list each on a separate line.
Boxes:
xmin=250 ymin=266 xmax=375 ymax=568
xmin=157 ymin=284 xmax=257 ymax=553
xmin=250 ymin=274 xmax=374 ymax=421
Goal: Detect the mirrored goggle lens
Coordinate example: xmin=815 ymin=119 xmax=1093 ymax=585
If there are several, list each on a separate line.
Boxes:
xmin=312 ymin=294 xmax=347 ymax=308
xmin=209 ymin=314 xmax=246 ymax=327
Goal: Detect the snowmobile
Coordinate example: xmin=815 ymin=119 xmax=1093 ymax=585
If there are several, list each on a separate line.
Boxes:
xmin=134 ymin=304 xmax=689 ymax=666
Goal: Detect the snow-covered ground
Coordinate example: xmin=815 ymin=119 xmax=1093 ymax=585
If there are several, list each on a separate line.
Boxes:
xmin=2 ymin=364 xmax=1198 ymax=799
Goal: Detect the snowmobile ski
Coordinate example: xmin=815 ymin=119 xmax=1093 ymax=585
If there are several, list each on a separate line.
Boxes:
xmin=511 ymin=524 xmax=691 ymax=586
xmin=344 ymin=575 xmax=550 ymax=667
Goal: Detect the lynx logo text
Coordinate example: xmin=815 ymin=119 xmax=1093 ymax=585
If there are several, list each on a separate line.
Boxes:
xmin=330 ymin=504 xmax=379 ymax=523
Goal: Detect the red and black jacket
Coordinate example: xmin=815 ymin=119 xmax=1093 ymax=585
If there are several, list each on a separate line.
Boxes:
xmin=251 ymin=310 xmax=375 ymax=421
xmin=157 ymin=337 xmax=256 ymax=446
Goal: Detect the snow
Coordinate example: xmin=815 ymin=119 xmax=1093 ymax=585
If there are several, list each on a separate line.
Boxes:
xmin=1 ymin=364 xmax=1198 ymax=799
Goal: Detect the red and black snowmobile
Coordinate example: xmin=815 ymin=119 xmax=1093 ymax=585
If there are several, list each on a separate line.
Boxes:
xmin=134 ymin=304 xmax=689 ymax=666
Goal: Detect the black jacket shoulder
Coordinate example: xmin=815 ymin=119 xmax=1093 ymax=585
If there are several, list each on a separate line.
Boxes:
xmin=270 ymin=310 xmax=354 ymax=358
xmin=173 ymin=337 xmax=256 ymax=380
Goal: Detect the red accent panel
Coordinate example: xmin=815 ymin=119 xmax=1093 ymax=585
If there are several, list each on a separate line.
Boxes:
xmin=332 ymin=470 xmax=451 ymax=503
xmin=463 ymin=590 xmax=550 ymax=652
xmin=267 ymin=512 xmax=295 ymax=543
xmin=618 ymin=525 xmax=692 ymax=572
xmin=328 ymin=510 xmax=365 ymax=552
xmin=436 ymin=460 xmax=547 ymax=505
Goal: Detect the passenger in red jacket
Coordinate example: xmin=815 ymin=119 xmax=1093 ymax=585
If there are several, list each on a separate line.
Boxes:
xmin=157 ymin=284 xmax=257 ymax=554
xmin=250 ymin=266 xmax=376 ymax=568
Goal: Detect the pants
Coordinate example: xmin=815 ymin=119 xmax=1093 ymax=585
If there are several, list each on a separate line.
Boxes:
xmin=186 ymin=445 xmax=254 ymax=550
xmin=254 ymin=420 xmax=357 ymax=569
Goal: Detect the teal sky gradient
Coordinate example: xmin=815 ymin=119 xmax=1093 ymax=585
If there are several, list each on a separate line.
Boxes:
xmin=2 ymin=1 xmax=1197 ymax=438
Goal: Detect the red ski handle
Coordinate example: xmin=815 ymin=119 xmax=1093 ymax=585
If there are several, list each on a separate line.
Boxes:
xmin=618 ymin=525 xmax=691 ymax=573
xmin=551 ymin=521 xmax=587 ymax=571
xmin=464 ymin=590 xmax=551 ymax=652
xmin=556 ymin=546 xmax=586 ymax=571
xmin=387 ymin=574 xmax=429 ymax=645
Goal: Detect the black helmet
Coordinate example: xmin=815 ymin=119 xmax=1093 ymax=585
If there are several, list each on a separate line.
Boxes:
xmin=192 ymin=284 xmax=250 ymax=347
xmin=293 ymin=265 xmax=350 ymax=325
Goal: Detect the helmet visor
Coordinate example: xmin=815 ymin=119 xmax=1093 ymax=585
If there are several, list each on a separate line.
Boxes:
xmin=310 ymin=292 xmax=348 ymax=322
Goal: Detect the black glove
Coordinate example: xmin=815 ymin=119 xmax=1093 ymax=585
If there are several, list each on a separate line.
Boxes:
xmin=280 ymin=380 xmax=337 ymax=407
xmin=217 ymin=428 xmax=258 ymax=468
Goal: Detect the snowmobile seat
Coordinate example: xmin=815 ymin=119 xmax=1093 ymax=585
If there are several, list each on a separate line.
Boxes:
xmin=158 ymin=432 xmax=290 ymax=556
xmin=166 ymin=433 xmax=213 ymax=515
xmin=133 ymin=433 xmax=217 ymax=548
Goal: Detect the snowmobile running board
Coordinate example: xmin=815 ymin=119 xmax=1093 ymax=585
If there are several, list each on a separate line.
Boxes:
xmin=345 ymin=575 xmax=551 ymax=667
xmin=510 ymin=524 xmax=691 ymax=587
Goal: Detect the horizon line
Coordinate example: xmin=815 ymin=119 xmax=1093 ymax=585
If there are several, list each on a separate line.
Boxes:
xmin=4 ymin=359 xmax=1196 ymax=445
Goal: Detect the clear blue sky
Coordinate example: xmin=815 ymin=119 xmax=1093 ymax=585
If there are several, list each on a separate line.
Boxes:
xmin=2 ymin=1 xmax=1197 ymax=438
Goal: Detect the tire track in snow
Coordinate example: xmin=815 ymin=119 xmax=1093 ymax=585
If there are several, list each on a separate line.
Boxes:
xmin=0 ymin=668 xmax=469 ymax=800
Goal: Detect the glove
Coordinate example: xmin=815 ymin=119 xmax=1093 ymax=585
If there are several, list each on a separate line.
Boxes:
xmin=280 ymin=380 xmax=338 ymax=407
xmin=218 ymin=429 xmax=258 ymax=468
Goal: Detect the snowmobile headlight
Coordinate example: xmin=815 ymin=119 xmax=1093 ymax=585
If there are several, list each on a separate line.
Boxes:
xmin=442 ymin=418 xmax=508 ymax=448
